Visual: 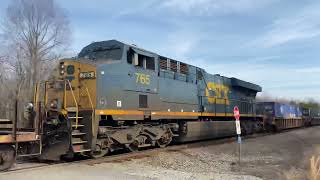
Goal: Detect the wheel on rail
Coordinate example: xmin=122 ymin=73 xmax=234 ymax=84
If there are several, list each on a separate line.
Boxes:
xmin=0 ymin=145 xmax=16 ymax=171
xmin=156 ymin=130 xmax=173 ymax=148
xmin=90 ymin=144 xmax=109 ymax=158
xmin=127 ymin=135 xmax=149 ymax=152
xmin=128 ymin=140 xmax=139 ymax=152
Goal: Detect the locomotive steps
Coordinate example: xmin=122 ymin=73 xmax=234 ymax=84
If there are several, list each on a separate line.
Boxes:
xmin=67 ymin=109 xmax=91 ymax=153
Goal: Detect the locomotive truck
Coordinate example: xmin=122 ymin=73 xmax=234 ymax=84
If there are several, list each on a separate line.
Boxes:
xmin=0 ymin=40 xmax=264 ymax=170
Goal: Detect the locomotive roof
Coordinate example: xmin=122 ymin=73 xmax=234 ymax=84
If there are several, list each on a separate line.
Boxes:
xmin=78 ymin=39 xmax=203 ymax=69
xmin=230 ymin=77 xmax=262 ymax=92
xmin=78 ymin=39 xmax=156 ymax=58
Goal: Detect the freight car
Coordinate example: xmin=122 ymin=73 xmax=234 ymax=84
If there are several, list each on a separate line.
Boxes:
xmin=302 ymin=107 xmax=320 ymax=126
xmin=0 ymin=40 xmax=263 ymax=170
xmin=257 ymin=102 xmax=304 ymax=131
xmin=0 ymin=117 xmax=41 ymax=171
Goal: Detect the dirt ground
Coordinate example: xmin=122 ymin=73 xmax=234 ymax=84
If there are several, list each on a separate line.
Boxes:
xmin=1 ymin=126 xmax=320 ymax=180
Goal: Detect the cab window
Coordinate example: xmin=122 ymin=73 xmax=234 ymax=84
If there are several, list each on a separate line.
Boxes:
xmin=146 ymin=57 xmax=155 ymax=70
xmin=66 ymin=65 xmax=75 ymax=75
xmin=137 ymin=54 xmax=144 ymax=68
xmin=127 ymin=49 xmax=155 ymax=71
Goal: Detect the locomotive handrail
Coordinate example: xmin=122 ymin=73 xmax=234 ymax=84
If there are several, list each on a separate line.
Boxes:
xmin=44 ymin=81 xmax=48 ymax=105
xmin=64 ymin=81 xmax=67 ymax=109
xmin=85 ymin=86 xmax=94 ymax=110
xmin=33 ymin=83 xmax=40 ymax=110
xmin=33 ymin=83 xmax=37 ymax=106
xmin=64 ymin=80 xmax=79 ymax=129
xmin=85 ymin=85 xmax=95 ymax=122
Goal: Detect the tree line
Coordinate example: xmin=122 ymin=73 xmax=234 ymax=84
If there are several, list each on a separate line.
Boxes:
xmin=0 ymin=0 xmax=71 ymax=127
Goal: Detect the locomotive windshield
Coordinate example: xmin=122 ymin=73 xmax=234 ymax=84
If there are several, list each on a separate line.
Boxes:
xmin=78 ymin=40 xmax=124 ymax=60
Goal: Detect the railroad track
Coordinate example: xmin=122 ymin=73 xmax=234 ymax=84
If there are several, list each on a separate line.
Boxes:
xmin=1 ymin=128 xmax=300 ymax=174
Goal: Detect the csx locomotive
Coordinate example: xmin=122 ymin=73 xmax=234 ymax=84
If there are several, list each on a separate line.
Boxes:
xmin=0 ymin=40 xmax=264 ymax=170
xmin=40 ymin=39 xmax=263 ymax=158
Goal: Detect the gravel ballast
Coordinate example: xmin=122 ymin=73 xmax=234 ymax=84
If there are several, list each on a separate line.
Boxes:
xmin=1 ymin=126 xmax=319 ymax=180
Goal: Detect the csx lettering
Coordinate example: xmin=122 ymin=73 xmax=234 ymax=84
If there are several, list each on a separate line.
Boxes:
xmin=205 ymin=82 xmax=230 ymax=105
xmin=135 ymin=73 xmax=150 ymax=85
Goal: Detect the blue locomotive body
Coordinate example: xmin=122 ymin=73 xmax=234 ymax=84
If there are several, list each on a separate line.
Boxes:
xmin=74 ymin=40 xmax=263 ymax=141
xmin=78 ymin=40 xmax=262 ymax=122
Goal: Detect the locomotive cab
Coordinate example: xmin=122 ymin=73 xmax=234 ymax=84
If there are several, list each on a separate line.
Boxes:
xmin=36 ymin=58 xmax=98 ymax=159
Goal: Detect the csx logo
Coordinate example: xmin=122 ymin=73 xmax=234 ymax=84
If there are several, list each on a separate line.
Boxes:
xmin=135 ymin=73 xmax=150 ymax=85
xmin=205 ymin=82 xmax=230 ymax=105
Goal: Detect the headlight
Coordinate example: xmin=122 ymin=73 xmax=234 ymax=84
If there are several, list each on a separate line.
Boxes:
xmin=59 ymin=62 xmax=65 ymax=75
xmin=50 ymin=100 xmax=58 ymax=108
xmin=25 ymin=103 xmax=34 ymax=111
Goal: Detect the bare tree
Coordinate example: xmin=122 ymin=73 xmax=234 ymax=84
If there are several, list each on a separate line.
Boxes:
xmin=0 ymin=0 xmax=71 ymax=125
xmin=0 ymin=44 xmax=28 ymax=124
xmin=1 ymin=0 xmax=71 ymax=97
xmin=0 ymin=58 xmax=13 ymax=119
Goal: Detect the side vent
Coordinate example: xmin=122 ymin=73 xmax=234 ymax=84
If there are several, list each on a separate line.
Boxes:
xmin=159 ymin=57 xmax=167 ymax=70
xmin=170 ymin=60 xmax=177 ymax=72
xmin=180 ymin=62 xmax=188 ymax=75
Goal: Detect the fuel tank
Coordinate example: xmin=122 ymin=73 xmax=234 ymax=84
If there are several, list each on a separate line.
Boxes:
xmin=173 ymin=121 xmax=236 ymax=142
